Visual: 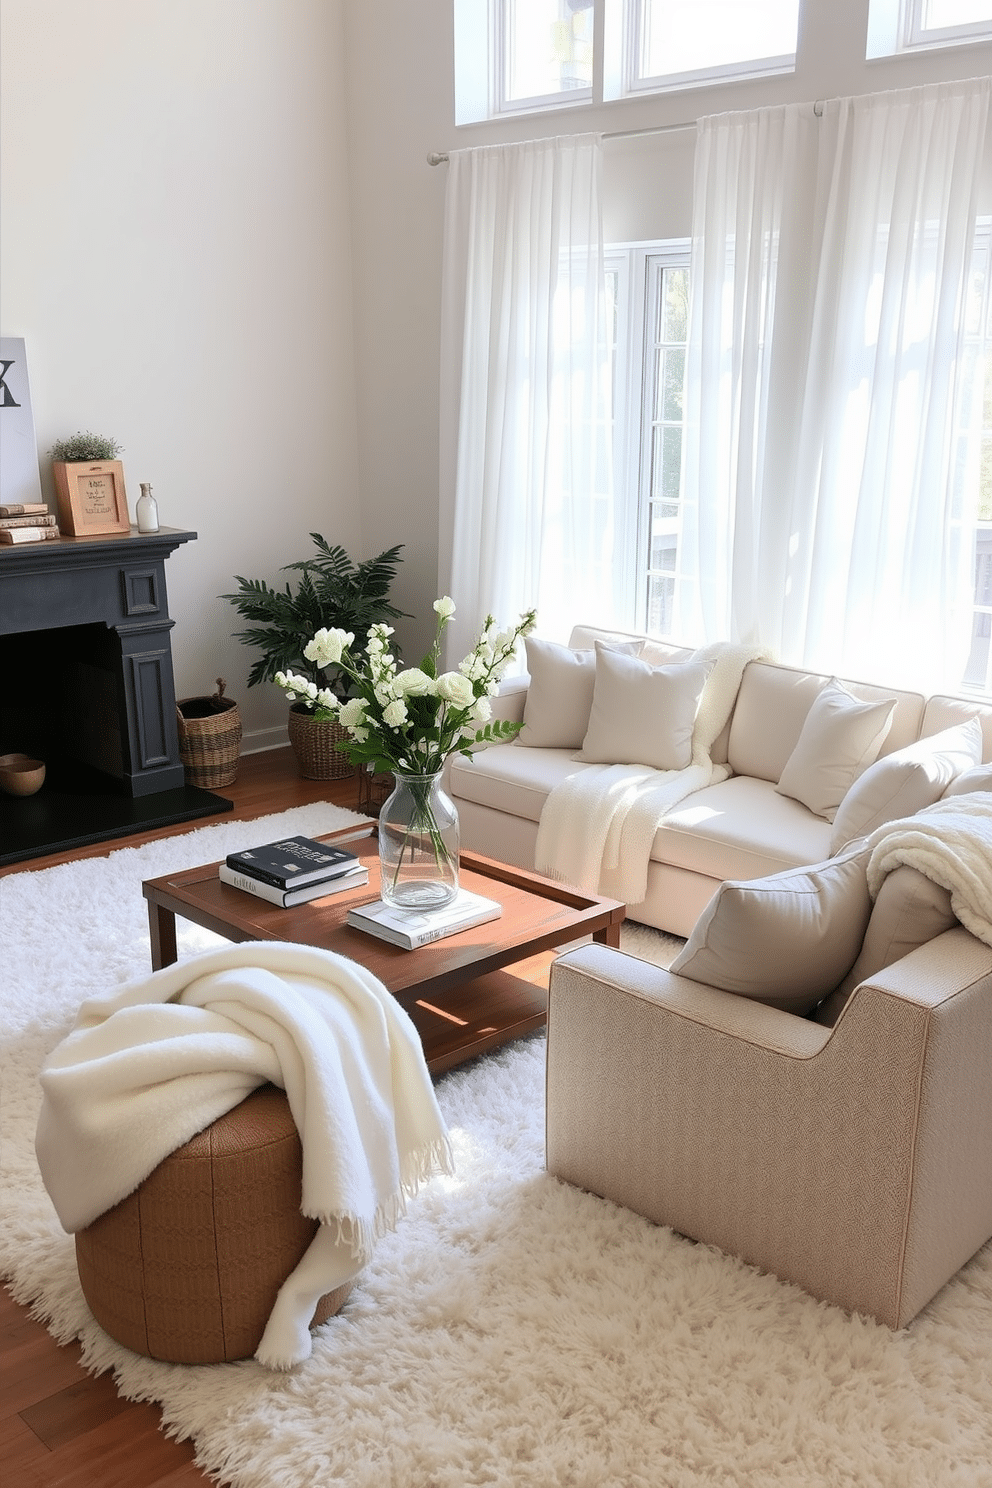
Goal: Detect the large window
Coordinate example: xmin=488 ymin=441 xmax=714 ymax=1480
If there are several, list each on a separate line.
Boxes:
xmin=612 ymin=236 xmax=992 ymax=696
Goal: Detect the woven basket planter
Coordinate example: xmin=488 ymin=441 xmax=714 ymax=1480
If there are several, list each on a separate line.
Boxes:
xmin=176 ymin=679 xmax=242 ymax=788
xmin=287 ymin=705 xmax=353 ymax=781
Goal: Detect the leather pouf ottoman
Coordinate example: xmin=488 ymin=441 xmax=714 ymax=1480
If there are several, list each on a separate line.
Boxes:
xmin=74 ymin=1084 xmax=354 ymax=1364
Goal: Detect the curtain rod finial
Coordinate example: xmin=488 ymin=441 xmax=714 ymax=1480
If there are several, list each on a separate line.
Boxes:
xmin=428 ymin=151 xmax=449 ymax=167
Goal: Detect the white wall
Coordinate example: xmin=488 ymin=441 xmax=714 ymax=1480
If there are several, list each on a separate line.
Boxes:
xmin=0 ymin=0 xmax=361 ymax=746
xmin=4 ymin=1 xmax=992 ymax=743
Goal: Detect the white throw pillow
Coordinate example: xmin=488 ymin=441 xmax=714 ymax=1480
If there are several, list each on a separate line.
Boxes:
xmin=669 ymin=846 xmax=872 ymax=1015
xmin=775 ymin=680 xmax=896 ymax=823
xmin=828 ymin=717 xmax=983 ymax=854
xmin=517 ymin=636 xmax=640 ymax=749
xmin=578 ymin=645 xmax=711 ymax=771
xmin=943 ymin=761 xmax=992 ymax=798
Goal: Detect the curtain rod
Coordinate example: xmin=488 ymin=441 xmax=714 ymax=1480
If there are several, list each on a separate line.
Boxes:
xmin=427 ymin=100 xmax=825 ymax=165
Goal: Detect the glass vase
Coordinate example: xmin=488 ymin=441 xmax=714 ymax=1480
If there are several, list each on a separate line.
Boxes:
xmin=378 ymin=771 xmax=459 ymax=909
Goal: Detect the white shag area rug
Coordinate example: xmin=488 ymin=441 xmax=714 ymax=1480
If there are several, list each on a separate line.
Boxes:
xmin=3 ymin=805 xmax=992 ymax=1488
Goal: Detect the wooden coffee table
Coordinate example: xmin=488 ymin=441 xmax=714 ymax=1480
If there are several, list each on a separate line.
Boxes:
xmin=142 ymin=823 xmax=624 ymax=1075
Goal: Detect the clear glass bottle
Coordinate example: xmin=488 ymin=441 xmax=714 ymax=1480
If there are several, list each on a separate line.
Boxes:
xmin=378 ymin=771 xmax=460 ymax=908
xmin=136 ymin=482 xmax=160 ymax=533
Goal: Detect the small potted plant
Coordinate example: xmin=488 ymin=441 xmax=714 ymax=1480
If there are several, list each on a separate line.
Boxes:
xmin=49 ymin=431 xmax=129 ymax=536
xmin=221 ymin=535 xmax=408 ymax=779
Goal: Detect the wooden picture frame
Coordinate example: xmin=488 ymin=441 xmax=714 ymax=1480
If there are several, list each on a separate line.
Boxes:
xmin=52 ymin=460 xmax=130 ymax=536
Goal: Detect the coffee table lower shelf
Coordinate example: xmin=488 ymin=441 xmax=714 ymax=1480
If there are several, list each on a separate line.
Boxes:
xmin=142 ymin=829 xmax=624 ymax=1076
xmin=405 ymin=968 xmax=547 ymax=1075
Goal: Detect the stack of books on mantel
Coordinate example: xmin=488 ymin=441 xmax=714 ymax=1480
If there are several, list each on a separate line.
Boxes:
xmin=347 ymin=889 xmax=502 ymax=949
xmin=0 ymin=503 xmax=60 ymax=544
xmin=219 ymin=834 xmax=368 ymax=907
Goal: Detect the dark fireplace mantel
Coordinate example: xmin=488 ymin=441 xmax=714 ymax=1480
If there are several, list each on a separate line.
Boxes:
xmin=0 ymin=526 xmax=232 ymax=866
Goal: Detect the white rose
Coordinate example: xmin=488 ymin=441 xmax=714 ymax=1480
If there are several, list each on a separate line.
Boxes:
xmin=472 ymin=697 xmax=492 ymax=724
xmin=316 ymin=689 xmax=337 ymax=710
xmin=337 ymin=698 xmax=366 ymax=727
xmin=436 ymin=671 xmax=475 ymax=707
xmin=304 ymin=627 xmax=353 ymax=668
xmin=382 ymin=698 xmax=408 ymax=727
xmin=433 ymin=595 xmax=456 ymax=619
xmin=393 ymin=667 xmax=435 ymax=697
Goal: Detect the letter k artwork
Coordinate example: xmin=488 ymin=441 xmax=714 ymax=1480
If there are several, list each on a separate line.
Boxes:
xmin=0 ymin=360 xmax=21 ymax=408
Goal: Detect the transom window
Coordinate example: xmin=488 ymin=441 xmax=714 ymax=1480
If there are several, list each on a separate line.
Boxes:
xmin=867 ymin=0 xmax=992 ymax=56
xmin=620 ymin=0 xmax=800 ymax=96
xmin=455 ymin=0 xmax=802 ymax=124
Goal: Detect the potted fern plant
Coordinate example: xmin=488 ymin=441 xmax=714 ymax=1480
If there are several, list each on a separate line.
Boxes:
xmin=221 ymin=535 xmax=407 ymax=779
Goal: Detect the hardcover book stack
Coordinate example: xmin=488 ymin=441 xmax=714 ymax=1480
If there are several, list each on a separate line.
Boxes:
xmin=0 ymin=502 xmax=60 ymax=544
xmin=220 ymin=834 xmax=368 ymax=907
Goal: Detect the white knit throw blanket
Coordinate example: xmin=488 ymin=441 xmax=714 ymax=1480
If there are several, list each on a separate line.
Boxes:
xmin=866 ymin=794 xmax=992 ymax=947
xmin=35 ymin=942 xmax=453 ymax=1369
xmin=535 ymin=642 xmax=770 ymax=904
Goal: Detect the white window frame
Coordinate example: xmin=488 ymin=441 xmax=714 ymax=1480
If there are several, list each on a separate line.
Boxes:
xmin=607 ymin=0 xmax=798 ymax=102
xmin=610 ymin=231 xmax=992 ymax=690
xmin=607 ymin=239 xmax=691 ymax=636
xmin=495 ymin=0 xmax=594 ymax=116
xmin=867 ymin=0 xmax=992 ymax=58
xmin=457 ymin=0 xmax=803 ymax=124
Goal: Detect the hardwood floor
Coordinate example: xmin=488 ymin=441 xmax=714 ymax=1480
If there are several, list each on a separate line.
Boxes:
xmin=1 ymin=748 xmax=363 ymax=1486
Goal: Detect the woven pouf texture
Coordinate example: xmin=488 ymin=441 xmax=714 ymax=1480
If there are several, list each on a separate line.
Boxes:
xmin=75 ymin=1084 xmax=354 ymax=1363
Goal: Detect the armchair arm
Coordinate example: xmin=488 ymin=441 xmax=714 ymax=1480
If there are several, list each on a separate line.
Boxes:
xmin=546 ymin=930 xmax=992 ymax=1327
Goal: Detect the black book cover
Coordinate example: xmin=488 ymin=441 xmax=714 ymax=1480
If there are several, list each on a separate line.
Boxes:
xmin=225 ymin=835 xmax=361 ymax=889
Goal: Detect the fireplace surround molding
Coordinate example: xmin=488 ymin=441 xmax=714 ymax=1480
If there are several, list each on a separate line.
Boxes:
xmin=0 ymin=526 xmax=197 ymax=797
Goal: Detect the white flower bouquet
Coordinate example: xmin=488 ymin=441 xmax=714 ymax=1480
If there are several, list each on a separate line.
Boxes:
xmin=275 ymin=597 xmax=537 ymax=776
xmin=275 ymin=598 xmax=537 ymax=906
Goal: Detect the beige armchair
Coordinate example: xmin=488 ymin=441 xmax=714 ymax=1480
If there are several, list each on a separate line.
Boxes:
xmin=546 ymin=927 xmax=992 ymax=1328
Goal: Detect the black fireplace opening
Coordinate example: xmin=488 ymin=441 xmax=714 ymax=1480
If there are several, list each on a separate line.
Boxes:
xmin=0 ymin=622 xmax=232 ymax=867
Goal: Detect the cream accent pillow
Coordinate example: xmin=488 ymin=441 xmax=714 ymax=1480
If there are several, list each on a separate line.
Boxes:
xmin=578 ymin=645 xmax=711 ymax=771
xmin=943 ymin=761 xmax=992 ymax=798
xmin=828 ymin=717 xmax=983 ymax=854
xmin=813 ymin=866 xmax=957 ymax=1027
xmin=775 ymin=680 xmax=896 ymax=823
xmin=518 ymin=636 xmax=639 ymax=749
xmin=669 ymin=846 xmax=872 ymax=1015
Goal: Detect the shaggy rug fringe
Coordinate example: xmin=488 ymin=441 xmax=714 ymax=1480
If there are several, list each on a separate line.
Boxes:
xmin=2 ymin=806 xmax=991 ymax=1488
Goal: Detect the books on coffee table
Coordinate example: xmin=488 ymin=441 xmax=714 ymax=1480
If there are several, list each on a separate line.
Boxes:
xmin=225 ymin=835 xmax=361 ymax=890
xmin=219 ymin=861 xmax=369 ymax=908
xmin=346 ymin=889 xmax=501 ymax=949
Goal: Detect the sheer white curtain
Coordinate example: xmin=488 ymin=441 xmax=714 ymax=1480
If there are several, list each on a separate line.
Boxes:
xmin=438 ymin=134 xmax=614 ymax=666
xmin=676 ymin=78 xmax=992 ymax=692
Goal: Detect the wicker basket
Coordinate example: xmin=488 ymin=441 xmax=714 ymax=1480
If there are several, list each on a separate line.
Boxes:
xmin=287 ymin=705 xmax=354 ymax=781
xmin=176 ymin=679 xmax=242 ymax=788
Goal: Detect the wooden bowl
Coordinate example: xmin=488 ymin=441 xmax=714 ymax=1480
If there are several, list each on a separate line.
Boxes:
xmin=0 ymin=753 xmax=46 ymax=796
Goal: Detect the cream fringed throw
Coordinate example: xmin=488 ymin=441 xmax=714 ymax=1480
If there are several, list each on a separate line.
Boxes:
xmin=35 ymin=941 xmax=453 ymax=1369
xmin=867 ymin=793 xmax=992 ymax=946
xmin=535 ymin=642 xmax=770 ymax=904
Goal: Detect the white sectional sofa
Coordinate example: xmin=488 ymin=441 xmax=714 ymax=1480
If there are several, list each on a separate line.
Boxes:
xmin=449 ymin=625 xmax=992 ymax=937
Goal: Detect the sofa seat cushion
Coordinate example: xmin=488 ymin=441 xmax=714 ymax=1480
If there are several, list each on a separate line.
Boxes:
xmin=647 ymin=775 xmax=833 ymax=882
xmin=449 ymin=743 xmax=589 ymax=824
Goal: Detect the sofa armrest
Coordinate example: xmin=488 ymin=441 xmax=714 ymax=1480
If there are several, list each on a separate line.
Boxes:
xmin=546 ymin=929 xmax=992 ymax=1327
xmin=490 ymin=673 xmax=528 ymax=726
